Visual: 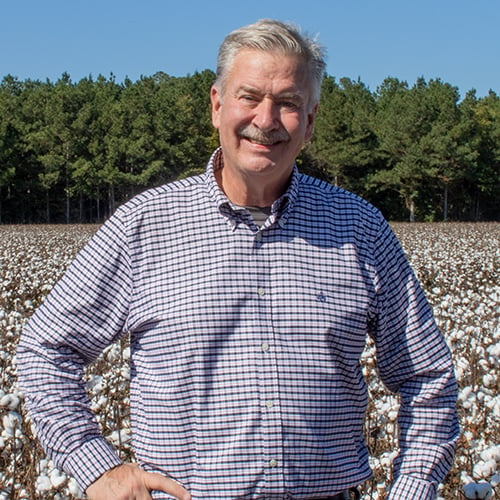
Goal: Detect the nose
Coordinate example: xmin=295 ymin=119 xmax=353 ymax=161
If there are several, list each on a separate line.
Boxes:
xmin=253 ymin=97 xmax=279 ymax=131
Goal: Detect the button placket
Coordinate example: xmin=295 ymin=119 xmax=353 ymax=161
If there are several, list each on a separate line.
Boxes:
xmin=251 ymin=228 xmax=284 ymax=491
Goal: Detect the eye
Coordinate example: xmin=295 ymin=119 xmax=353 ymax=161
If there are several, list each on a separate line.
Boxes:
xmin=281 ymin=101 xmax=298 ymax=110
xmin=239 ymin=94 xmax=259 ymax=105
xmin=277 ymin=98 xmax=301 ymax=111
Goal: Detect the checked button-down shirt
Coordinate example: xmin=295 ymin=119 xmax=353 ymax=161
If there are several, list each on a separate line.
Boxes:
xmin=18 ymin=148 xmax=458 ymax=499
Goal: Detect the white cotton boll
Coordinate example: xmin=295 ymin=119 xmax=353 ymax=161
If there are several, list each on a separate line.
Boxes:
xmin=379 ymin=451 xmax=398 ymax=468
xmin=108 ymin=428 xmax=131 ymax=446
xmin=462 ymin=399 xmax=475 ymax=410
xmin=492 ymin=398 xmax=500 ymax=418
xmin=0 ymin=394 xmax=19 ymax=410
xmin=2 ymin=411 xmax=22 ymax=436
xmin=455 ymin=364 xmax=467 ymax=381
xmin=38 ymin=458 xmax=49 ymax=473
xmin=17 ymin=489 xmax=29 ymax=500
xmin=0 ymin=395 xmax=10 ymax=407
xmin=120 ymin=365 xmax=130 ymax=380
xmin=97 ymin=395 xmax=107 ymax=407
xmin=120 ymin=428 xmax=131 ymax=444
xmin=8 ymin=395 xmax=20 ymax=410
xmin=108 ymin=430 xmax=120 ymax=444
xmin=104 ymin=344 xmax=120 ymax=363
xmin=473 ymin=460 xmax=497 ymax=479
xmin=0 ymin=393 xmax=20 ymax=410
xmin=487 ymin=342 xmax=500 ymax=358
xmin=463 ymin=431 xmax=475 ymax=444
xmin=368 ymin=456 xmax=380 ymax=469
xmin=480 ymin=445 xmax=500 ymax=462
xmin=461 ymin=471 xmax=475 ymax=484
xmin=387 ymin=408 xmax=398 ymax=421
xmin=482 ymin=373 xmax=496 ymax=388
xmin=379 ymin=453 xmax=391 ymax=468
xmin=459 ymin=386 xmax=473 ymax=401
xmin=459 ymin=387 xmax=477 ymax=410
xmin=49 ymin=469 xmax=66 ymax=488
xmin=86 ymin=375 xmax=103 ymax=394
xmin=67 ymin=477 xmax=83 ymax=497
xmin=35 ymin=475 xmax=52 ymax=492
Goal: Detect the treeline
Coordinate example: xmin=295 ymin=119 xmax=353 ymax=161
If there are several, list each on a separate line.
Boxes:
xmin=0 ymin=71 xmax=498 ymax=223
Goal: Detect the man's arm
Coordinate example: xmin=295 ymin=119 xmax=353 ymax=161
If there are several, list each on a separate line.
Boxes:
xmin=369 ymin=220 xmax=459 ymax=500
xmin=17 ymin=212 xmax=133 ymax=492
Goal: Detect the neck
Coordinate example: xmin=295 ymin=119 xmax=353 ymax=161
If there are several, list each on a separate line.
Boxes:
xmin=213 ymin=150 xmax=294 ymax=206
xmin=215 ymin=167 xmax=290 ymax=206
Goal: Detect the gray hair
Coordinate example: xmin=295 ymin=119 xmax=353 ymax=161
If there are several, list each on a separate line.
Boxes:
xmin=215 ymin=19 xmax=327 ymax=109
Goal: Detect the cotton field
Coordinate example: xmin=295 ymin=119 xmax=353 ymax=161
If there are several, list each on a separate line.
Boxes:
xmin=0 ymin=223 xmax=499 ymax=499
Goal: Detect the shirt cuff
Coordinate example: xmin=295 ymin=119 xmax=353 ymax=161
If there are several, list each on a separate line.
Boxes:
xmin=61 ymin=437 xmax=123 ymax=493
xmin=388 ymin=474 xmax=438 ymax=500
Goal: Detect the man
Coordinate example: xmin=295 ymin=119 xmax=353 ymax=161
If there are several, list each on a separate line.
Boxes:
xmin=17 ymin=19 xmax=459 ymax=500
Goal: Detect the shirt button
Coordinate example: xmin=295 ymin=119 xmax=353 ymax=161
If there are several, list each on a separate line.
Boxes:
xmin=257 ymin=287 xmax=265 ymax=296
xmin=266 ymin=400 xmax=274 ymax=408
xmin=261 ymin=342 xmax=270 ymax=352
xmin=255 ymin=232 xmax=263 ymax=242
xmin=269 ymin=459 xmax=278 ymax=468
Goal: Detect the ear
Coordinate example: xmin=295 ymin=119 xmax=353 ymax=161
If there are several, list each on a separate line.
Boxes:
xmin=304 ymin=103 xmax=319 ymax=142
xmin=210 ymin=85 xmax=222 ymax=129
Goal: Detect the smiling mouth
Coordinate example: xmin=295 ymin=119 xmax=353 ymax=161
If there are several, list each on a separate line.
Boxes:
xmin=245 ymin=137 xmax=280 ymax=146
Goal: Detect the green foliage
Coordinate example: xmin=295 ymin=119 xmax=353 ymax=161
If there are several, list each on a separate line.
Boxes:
xmin=0 ymin=71 xmax=498 ymax=223
xmin=309 ymin=76 xmax=379 ymax=193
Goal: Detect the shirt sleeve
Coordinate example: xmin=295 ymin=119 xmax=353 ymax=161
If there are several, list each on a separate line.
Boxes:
xmin=17 ymin=209 xmax=132 ymax=492
xmin=368 ymin=218 xmax=459 ymax=499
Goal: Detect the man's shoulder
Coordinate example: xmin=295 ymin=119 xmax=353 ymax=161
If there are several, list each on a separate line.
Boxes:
xmin=297 ymin=173 xmax=380 ymax=216
xmin=120 ymin=173 xmax=208 ymax=213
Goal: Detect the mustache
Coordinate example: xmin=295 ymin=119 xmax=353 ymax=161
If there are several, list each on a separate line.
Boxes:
xmin=238 ymin=125 xmax=290 ymax=145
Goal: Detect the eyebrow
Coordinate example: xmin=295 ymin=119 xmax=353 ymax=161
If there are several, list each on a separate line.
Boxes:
xmin=236 ymin=85 xmax=306 ymax=104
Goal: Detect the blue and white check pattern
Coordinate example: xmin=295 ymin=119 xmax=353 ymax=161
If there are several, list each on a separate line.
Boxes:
xmin=18 ymin=149 xmax=459 ymax=499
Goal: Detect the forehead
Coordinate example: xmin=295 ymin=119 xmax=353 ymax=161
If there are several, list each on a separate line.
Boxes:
xmin=226 ymin=49 xmax=310 ymax=93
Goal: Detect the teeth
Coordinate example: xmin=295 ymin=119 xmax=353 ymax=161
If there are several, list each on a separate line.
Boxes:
xmin=249 ymin=138 xmax=274 ymax=145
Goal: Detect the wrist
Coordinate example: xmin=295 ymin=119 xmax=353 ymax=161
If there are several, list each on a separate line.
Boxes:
xmin=61 ymin=437 xmax=122 ymax=493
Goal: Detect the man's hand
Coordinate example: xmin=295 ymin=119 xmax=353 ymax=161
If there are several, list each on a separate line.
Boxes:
xmin=86 ymin=463 xmax=191 ymax=500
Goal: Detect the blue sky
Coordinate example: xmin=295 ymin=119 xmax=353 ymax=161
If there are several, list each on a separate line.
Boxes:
xmin=2 ymin=0 xmax=498 ymax=98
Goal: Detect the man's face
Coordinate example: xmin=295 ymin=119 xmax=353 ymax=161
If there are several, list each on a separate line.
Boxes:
xmin=211 ymin=49 xmax=317 ymax=192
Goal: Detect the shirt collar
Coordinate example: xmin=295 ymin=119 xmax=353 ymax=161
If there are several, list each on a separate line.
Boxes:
xmin=205 ymin=148 xmax=299 ymax=229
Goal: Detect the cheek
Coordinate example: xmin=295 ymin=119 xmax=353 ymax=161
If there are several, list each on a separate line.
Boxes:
xmin=285 ymin=116 xmax=309 ymax=143
xmin=217 ymin=106 xmax=241 ymax=130
xmin=283 ymin=111 xmax=305 ymax=129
